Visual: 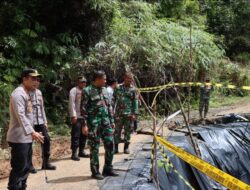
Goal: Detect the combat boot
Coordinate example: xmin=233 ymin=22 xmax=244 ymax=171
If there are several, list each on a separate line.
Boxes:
xmin=124 ymin=142 xmax=130 ymax=154
xmin=114 ymin=144 xmax=119 ymax=154
xmin=42 ymin=157 xmax=56 ymax=170
xmin=71 ymin=149 xmax=80 ymax=161
xmin=91 ymin=172 xmax=104 ymax=180
xmin=102 ymin=168 xmax=119 ymax=177
xmin=29 ymin=165 xmax=37 ymax=174
xmin=78 ymin=149 xmax=89 ymax=158
xmin=42 ymin=161 xmax=56 ymax=170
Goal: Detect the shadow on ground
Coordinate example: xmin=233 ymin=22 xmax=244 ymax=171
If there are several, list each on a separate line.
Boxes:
xmin=48 ymin=176 xmax=92 ymax=183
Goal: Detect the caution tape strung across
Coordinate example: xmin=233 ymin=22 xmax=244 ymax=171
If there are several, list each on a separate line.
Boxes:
xmin=155 ymin=135 xmax=250 ymax=190
xmin=138 ymin=82 xmax=250 ymax=92
xmin=158 ymin=143 xmax=195 ymax=190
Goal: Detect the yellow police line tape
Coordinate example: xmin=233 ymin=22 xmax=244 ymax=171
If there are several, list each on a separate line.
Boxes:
xmin=155 ymin=135 xmax=250 ymax=190
xmin=138 ymin=82 xmax=250 ymax=92
xmin=157 ymin=143 xmax=195 ymax=190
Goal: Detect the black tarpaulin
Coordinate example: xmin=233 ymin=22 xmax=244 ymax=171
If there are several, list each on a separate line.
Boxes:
xmin=158 ymin=122 xmax=250 ymax=190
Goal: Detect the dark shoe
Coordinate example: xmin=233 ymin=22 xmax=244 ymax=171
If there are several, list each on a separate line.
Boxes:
xmin=21 ymin=182 xmax=27 ymax=190
xmin=124 ymin=143 xmax=130 ymax=154
xmin=91 ymin=173 xmax=104 ymax=180
xmin=102 ymin=169 xmax=119 ymax=177
xmin=124 ymin=149 xmax=130 ymax=154
xmin=71 ymin=151 xmax=80 ymax=161
xmin=114 ymin=144 xmax=119 ymax=154
xmin=29 ymin=167 xmax=37 ymax=174
xmin=42 ymin=162 xmax=56 ymax=170
xmin=78 ymin=151 xmax=90 ymax=158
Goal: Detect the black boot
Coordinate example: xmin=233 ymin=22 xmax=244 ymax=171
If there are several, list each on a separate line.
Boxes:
xmin=21 ymin=181 xmax=27 ymax=190
xmin=124 ymin=143 xmax=130 ymax=154
xmin=42 ymin=161 xmax=56 ymax=170
xmin=91 ymin=172 xmax=104 ymax=180
xmin=114 ymin=144 xmax=119 ymax=154
xmin=71 ymin=149 xmax=80 ymax=161
xmin=78 ymin=149 xmax=89 ymax=158
xmin=42 ymin=157 xmax=56 ymax=170
xmin=102 ymin=168 xmax=119 ymax=177
xmin=29 ymin=165 xmax=37 ymax=174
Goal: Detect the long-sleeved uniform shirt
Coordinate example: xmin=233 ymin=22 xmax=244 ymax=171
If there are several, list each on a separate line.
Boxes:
xmin=107 ymin=86 xmax=114 ymax=103
xmin=113 ymin=84 xmax=139 ymax=116
xmin=81 ymin=85 xmax=114 ymax=126
xmin=30 ymin=89 xmax=47 ymax=125
xmin=7 ymin=85 xmax=34 ymax=143
xmin=69 ymin=86 xmax=83 ymax=118
xmin=200 ymin=85 xmax=214 ymax=100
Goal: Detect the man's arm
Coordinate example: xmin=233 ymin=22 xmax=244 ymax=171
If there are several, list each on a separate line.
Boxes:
xmin=132 ymin=89 xmax=139 ymax=115
xmin=80 ymin=88 xmax=89 ymax=134
xmin=69 ymin=88 xmax=77 ymax=123
xmin=108 ymin=99 xmax=115 ymax=126
xmin=40 ymin=91 xmax=48 ymax=126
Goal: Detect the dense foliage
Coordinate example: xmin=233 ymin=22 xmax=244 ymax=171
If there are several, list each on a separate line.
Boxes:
xmin=0 ymin=0 xmax=249 ymax=143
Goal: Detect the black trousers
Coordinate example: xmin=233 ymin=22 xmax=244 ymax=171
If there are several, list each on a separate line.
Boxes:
xmin=8 ymin=142 xmax=32 ymax=190
xmin=34 ymin=124 xmax=51 ymax=161
xmin=71 ymin=119 xmax=87 ymax=151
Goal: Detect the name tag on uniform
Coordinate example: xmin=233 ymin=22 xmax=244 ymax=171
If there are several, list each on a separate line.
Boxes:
xmin=27 ymin=100 xmax=33 ymax=113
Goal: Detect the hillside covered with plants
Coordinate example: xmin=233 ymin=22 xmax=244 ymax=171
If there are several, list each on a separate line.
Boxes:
xmin=0 ymin=0 xmax=249 ymax=142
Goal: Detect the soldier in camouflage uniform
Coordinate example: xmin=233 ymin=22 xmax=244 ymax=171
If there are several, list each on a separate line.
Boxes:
xmin=114 ymin=72 xmax=139 ymax=154
xmin=81 ymin=70 xmax=119 ymax=180
xmin=199 ymin=78 xmax=214 ymax=119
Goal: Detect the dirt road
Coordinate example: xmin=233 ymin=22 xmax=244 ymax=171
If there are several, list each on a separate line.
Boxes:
xmin=0 ymin=133 xmax=152 ymax=190
xmin=1 ymin=99 xmax=249 ymax=190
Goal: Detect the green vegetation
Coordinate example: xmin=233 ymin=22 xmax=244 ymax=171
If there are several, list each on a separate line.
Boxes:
xmin=0 ymin=0 xmax=250 ymax=143
xmin=210 ymin=94 xmax=250 ymax=108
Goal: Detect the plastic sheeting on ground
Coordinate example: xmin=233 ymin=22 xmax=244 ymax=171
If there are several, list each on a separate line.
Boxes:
xmin=99 ymin=122 xmax=250 ymax=190
xmin=158 ymin=122 xmax=250 ymax=190
xmin=99 ymin=141 xmax=155 ymax=190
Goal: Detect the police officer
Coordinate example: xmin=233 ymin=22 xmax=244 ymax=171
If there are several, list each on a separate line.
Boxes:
xmin=69 ymin=76 xmax=89 ymax=161
xmin=107 ymin=78 xmax=118 ymax=104
xmin=29 ymin=76 xmax=56 ymax=170
xmin=114 ymin=72 xmax=139 ymax=154
xmin=81 ymin=70 xmax=119 ymax=180
xmin=7 ymin=69 xmax=44 ymax=190
xmin=199 ymin=78 xmax=214 ymax=119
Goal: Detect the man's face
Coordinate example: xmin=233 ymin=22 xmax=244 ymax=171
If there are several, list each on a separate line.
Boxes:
xmin=34 ymin=77 xmax=41 ymax=89
xmin=112 ymin=82 xmax=118 ymax=89
xmin=124 ymin=75 xmax=133 ymax=86
xmin=23 ymin=76 xmax=39 ymax=91
xmin=96 ymin=75 xmax=107 ymax=87
xmin=78 ymin=81 xmax=87 ymax=89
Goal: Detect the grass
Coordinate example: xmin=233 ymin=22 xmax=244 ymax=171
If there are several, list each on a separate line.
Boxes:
xmin=210 ymin=94 xmax=250 ymax=108
xmin=190 ymin=92 xmax=250 ymax=110
xmin=49 ymin=124 xmax=71 ymax=137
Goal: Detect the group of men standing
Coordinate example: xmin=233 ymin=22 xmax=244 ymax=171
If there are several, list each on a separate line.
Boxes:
xmin=6 ymin=69 xmax=139 ymax=189
xmin=68 ymin=71 xmax=139 ymax=180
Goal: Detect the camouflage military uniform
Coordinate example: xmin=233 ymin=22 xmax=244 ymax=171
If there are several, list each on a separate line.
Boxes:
xmin=114 ymin=84 xmax=138 ymax=145
xmin=199 ymin=84 xmax=213 ymax=118
xmin=81 ymin=84 xmax=114 ymax=174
